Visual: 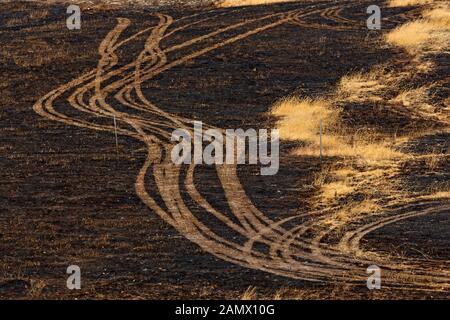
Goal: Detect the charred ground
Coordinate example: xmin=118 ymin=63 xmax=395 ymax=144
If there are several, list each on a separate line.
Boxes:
xmin=0 ymin=1 xmax=448 ymax=299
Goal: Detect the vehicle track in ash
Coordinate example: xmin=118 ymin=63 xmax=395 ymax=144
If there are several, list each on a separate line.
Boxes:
xmin=33 ymin=1 xmax=449 ymax=292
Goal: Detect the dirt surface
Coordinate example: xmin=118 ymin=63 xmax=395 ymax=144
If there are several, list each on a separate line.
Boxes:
xmin=0 ymin=0 xmax=448 ymax=299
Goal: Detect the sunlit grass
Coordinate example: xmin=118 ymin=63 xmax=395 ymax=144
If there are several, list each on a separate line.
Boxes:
xmin=385 ymin=4 xmax=450 ymax=54
xmin=218 ymin=0 xmax=297 ymax=7
xmin=388 ymin=0 xmax=434 ymax=7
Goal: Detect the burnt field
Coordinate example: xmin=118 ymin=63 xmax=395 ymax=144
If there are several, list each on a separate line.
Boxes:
xmin=0 ymin=0 xmax=449 ymax=299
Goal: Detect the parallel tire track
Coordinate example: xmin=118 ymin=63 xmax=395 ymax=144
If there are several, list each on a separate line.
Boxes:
xmin=33 ymin=2 xmax=449 ymax=292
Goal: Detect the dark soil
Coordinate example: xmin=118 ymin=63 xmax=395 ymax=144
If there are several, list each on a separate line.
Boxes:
xmin=0 ymin=0 xmax=448 ymax=299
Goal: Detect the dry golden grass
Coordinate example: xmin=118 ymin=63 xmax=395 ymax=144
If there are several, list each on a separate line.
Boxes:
xmin=423 ymin=153 xmax=444 ymax=170
xmin=320 ymin=198 xmax=382 ymax=228
xmin=385 ymin=4 xmax=450 ymax=54
xmin=316 ymin=161 xmax=396 ymax=208
xmin=6 ymin=18 xmax=26 ymax=27
xmin=392 ymin=85 xmax=449 ymax=122
xmin=348 ymin=199 xmax=381 ymax=215
xmin=270 ymin=97 xmax=402 ymax=162
xmin=335 ymin=200 xmax=381 ymax=222
xmin=293 ymin=136 xmax=403 ymax=162
xmin=270 ymin=96 xmax=337 ymax=142
xmin=269 ymin=282 xmax=397 ymax=299
xmin=218 ymin=0 xmax=297 ymax=7
xmin=423 ymin=5 xmax=450 ymax=22
xmin=266 ymin=1 xmax=448 ymax=254
xmin=385 ymin=20 xmax=445 ymax=53
xmin=312 ymin=161 xmax=397 ymax=225
xmin=321 ymin=181 xmax=354 ymax=201
xmin=29 ymin=9 xmax=48 ymax=20
xmin=388 ymin=0 xmax=435 ymax=7
xmin=391 ymin=87 xmax=434 ymax=110
xmin=445 ymin=97 xmax=450 ymax=108
xmin=414 ymin=59 xmax=435 ymax=73
xmin=336 ymin=72 xmax=388 ymax=103
xmin=421 ymin=190 xmax=450 ymax=199
xmin=241 ymin=286 xmax=257 ymax=300
xmin=273 ymin=288 xmax=287 ymax=300
xmin=313 ymin=166 xmax=332 ymax=188
xmin=352 ymin=144 xmax=403 ymax=161
xmin=333 ymin=168 xmax=357 ymax=178
xmin=28 ymin=279 xmax=46 ymax=298
xmin=316 ymin=164 xmax=394 ymax=227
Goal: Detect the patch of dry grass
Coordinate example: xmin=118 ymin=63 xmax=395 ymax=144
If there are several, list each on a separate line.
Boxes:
xmin=421 ymin=190 xmax=450 ymax=199
xmin=241 ymin=286 xmax=257 ymax=300
xmin=268 ymin=0 xmax=448 ymax=247
xmin=385 ymin=20 xmax=446 ymax=53
xmin=293 ymin=134 xmax=403 ymax=162
xmin=392 ymin=88 xmax=426 ymax=106
xmin=423 ymin=5 xmax=450 ymax=21
xmin=391 ymin=87 xmax=435 ymax=112
xmin=420 ymin=177 xmax=450 ymax=199
xmin=270 ymin=97 xmax=402 ymax=162
xmin=333 ymin=167 xmax=357 ymax=178
xmin=29 ymin=9 xmax=48 ymax=20
xmin=388 ymin=0 xmax=435 ymax=7
xmin=312 ymin=165 xmax=332 ymax=188
xmin=218 ymin=0 xmax=297 ymax=7
xmin=423 ymin=153 xmax=444 ymax=170
xmin=335 ymin=199 xmax=381 ymax=222
xmin=391 ymin=84 xmax=450 ymax=122
xmin=336 ymin=71 xmax=389 ymax=103
xmin=316 ymin=164 xmax=392 ymax=227
xmin=270 ymin=96 xmax=337 ymax=142
xmin=320 ymin=197 xmax=382 ymax=227
xmin=321 ymin=181 xmax=355 ymax=201
xmin=414 ymin=59 xmax=435 ymax=73
xmin=28 ymin=279 xmax=46 ymax=298
xmin=385 ymin=4 xmax=450 ymax=54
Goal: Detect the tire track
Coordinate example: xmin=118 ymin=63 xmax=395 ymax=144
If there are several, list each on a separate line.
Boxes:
xmin=33 ymin=2 xmax=450 ymax=292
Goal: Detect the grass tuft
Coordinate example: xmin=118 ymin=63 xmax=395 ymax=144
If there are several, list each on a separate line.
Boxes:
xmin=270 ymin=96 xmax=336 ymax=142
xmin=385 ymin=4 xmax=450 ymax=54
xmin=241 ymin=286 xmax=257 ymax=300
xmin=388 ymin=0 xmax=435 ymax=7
xmin=218 ymin=0 xmax=297 ymax=7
